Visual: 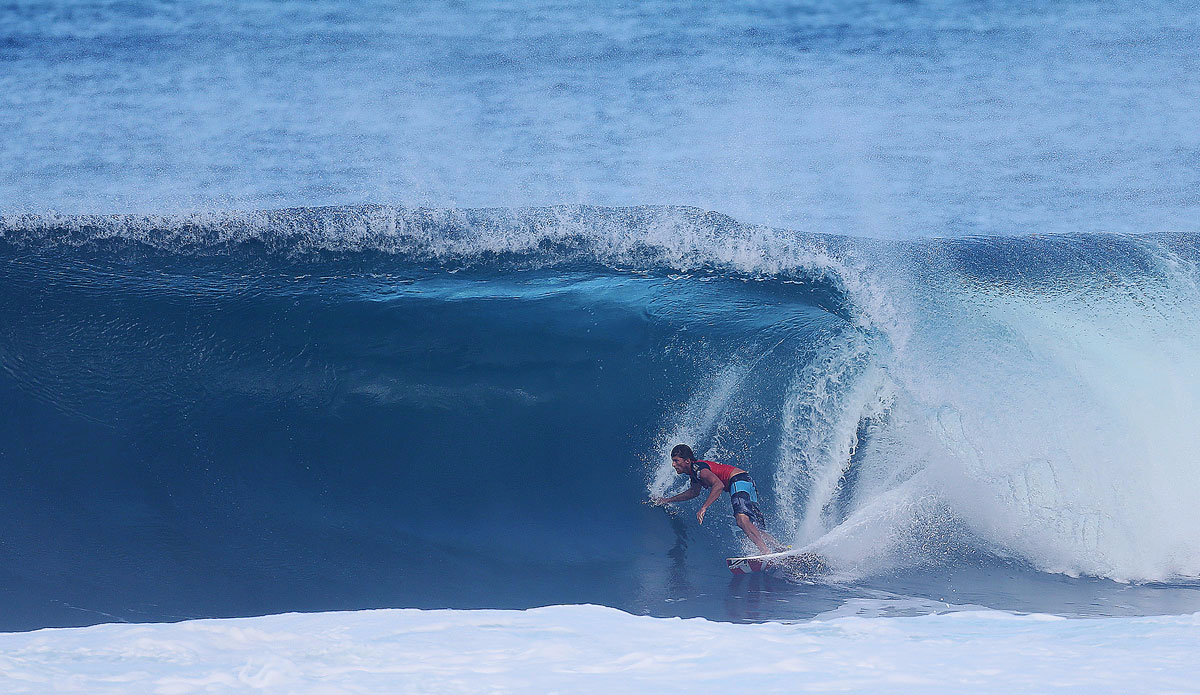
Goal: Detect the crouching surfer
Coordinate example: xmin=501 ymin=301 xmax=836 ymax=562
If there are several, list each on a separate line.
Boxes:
xmin=650 ymin=444 xmax=782 ymax=555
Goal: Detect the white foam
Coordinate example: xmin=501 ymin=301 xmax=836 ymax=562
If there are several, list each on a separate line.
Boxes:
xmin=1 ymin=606 xmax=1196 ymax=693
xmin=771 ymin=238 xmax=1200 ymax=583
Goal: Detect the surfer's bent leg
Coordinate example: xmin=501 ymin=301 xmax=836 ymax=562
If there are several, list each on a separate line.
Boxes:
xmin=729 ymin=474 xmax=781 ymax=554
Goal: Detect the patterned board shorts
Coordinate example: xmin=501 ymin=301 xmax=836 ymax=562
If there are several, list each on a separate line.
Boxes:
xmin=728 ymin=473 xmax=766 ymax=530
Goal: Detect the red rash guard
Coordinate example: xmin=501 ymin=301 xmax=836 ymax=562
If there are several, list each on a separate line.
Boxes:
xmin=689 ymin=460 xmax=743 ymax=488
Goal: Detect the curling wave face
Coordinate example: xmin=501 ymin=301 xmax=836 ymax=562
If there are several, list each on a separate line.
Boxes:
xmin=3 ymin=205 xmax=1200 ymax=629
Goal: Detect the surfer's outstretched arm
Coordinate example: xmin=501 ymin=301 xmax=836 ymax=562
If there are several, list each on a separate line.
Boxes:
xmin=652 ymin=483 xmax=703 ymax=505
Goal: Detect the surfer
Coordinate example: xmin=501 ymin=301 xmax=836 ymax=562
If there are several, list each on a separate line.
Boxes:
xmin=650 ymin=444 xmax=782 ymax=554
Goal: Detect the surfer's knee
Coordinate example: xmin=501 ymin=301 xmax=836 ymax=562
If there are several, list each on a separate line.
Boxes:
xmin=734 ymin=513 xmax=755 ymax=532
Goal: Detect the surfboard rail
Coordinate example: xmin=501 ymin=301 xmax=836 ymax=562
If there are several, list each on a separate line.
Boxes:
xmin=726 ymin=551 xmax=829 ymax=576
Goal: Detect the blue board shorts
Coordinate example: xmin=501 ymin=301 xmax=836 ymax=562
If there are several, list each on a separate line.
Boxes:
xmin=727 ymin=473 xmax=766 ymax=530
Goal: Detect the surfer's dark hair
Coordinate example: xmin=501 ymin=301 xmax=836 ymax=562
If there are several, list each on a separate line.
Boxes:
xmin=671 ymin=444 xmax=695 ymax=461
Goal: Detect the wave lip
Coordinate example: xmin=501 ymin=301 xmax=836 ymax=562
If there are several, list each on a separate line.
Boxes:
xmin=0 ymin=204 xmax=820 ymax=264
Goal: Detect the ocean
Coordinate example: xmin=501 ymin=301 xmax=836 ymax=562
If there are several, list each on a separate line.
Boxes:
xmin=3 ymin=0 xmax=1200 ymax=691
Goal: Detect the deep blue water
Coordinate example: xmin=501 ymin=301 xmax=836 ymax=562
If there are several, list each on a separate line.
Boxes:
xmin=3 ymin=207 xmax=1200 ymax=630
xmin=4 ymin=1 xmax=1200 ymax=631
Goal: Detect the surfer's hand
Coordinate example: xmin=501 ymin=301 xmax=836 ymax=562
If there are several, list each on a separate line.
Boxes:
xmin=648 ymin=497 xmax=666 ymax=506
xmin=696 ymin=507 xmax=706 ymax=524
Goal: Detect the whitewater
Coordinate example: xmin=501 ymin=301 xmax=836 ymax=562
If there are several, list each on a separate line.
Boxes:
xmin=3 ymin=606 xmax=1199 ymax=694
xmin=5 ymin=0 xmax=1200 ymax=691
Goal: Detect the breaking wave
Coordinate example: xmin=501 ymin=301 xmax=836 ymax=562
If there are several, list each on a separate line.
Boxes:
xmin=3 ymin=205 xmax=1199 ymax=628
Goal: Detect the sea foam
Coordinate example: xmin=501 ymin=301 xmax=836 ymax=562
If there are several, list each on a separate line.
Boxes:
xmin=1 ymin=605 xmax=1197 ymax=694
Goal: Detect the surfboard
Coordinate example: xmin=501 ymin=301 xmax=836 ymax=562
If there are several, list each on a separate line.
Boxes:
xmin=726 ymin=550 xmax=829 ymax=577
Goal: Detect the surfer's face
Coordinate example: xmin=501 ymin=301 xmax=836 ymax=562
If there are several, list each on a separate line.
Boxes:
xmin=671 ymin=456 xmax=690 ymax=474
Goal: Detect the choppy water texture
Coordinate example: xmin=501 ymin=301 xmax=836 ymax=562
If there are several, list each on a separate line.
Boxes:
xmin=3 ymin=1 xmax=1200 ymax=234
xmin=3 ymin=1 xmax=1200 ymax=632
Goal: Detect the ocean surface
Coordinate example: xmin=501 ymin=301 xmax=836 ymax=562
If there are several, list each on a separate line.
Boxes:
xmin=5 ymin=0 xmax=1200 ymax=233
xmin=3 ymin=1 xmax=1200 ymax=682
